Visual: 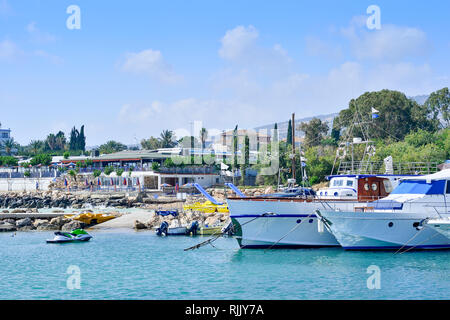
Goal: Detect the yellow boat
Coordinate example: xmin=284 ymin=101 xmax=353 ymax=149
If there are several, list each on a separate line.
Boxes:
xmin=64 ymin=212 xmax=116 ymax=225
xmin=183 ymin=200 xmax=229 ymax=213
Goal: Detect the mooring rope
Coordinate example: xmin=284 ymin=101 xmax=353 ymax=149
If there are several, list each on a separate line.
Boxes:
xmin=394 ymin=226 xmax=426 ymax=255
xmin=264 ymin=211 xmax=316 ymax=251
xmin=184 ymin=212 xmax=275 ymax=251
xmin=398 ymin=232 xmax=442 ymax=255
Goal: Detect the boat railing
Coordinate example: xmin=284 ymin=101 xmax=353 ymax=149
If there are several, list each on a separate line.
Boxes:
xmin=337 ymin=161 xmax=439 ymax=175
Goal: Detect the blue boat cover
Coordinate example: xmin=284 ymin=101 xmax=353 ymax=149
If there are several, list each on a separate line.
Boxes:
xmin=156 ymin=210 xmax=179 ymax=217
xmin=391 ymin=180 xmax=446 ymax=195
xmin=369 ymin=200 xmax=404 ymax=210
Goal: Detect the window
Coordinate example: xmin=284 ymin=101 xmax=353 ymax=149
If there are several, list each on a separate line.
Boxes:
xmin=346 ymin=180 xmax=353 ymax=187
xmin=447 ymin=181 xmax=450 ymax=194
xmin=333 ymin=179 xmax=343 ymax=186
xmin=383 ymin=180 xmax=393 ymax=193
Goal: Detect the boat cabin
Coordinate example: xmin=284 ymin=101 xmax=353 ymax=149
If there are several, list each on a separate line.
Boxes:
xmin=318 ymin=175 xmax=407 ymax=201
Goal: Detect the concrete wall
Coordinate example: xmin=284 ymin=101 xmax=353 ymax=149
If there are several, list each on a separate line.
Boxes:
xmin=0 ymin=178 xmax=54 ymax=192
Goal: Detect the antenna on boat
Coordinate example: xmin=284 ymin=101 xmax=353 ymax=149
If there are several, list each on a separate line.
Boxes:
xmin=330 ymin=103 xmax=377 ymax=175
xmin=291 ymin=113 xmax=296 ymax=181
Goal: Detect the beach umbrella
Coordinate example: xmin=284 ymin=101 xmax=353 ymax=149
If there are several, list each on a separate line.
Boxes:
xmin=161 ymin=183 xmax=171 ymax=187
xmin=123 ymin=178 xmax=127 ymax=185
xmin=97 ymin=178 xmax=101 ymax=185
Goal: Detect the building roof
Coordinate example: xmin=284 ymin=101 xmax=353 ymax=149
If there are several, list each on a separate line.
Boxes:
xmin=61 ymin=149 xmax=178 ymax=163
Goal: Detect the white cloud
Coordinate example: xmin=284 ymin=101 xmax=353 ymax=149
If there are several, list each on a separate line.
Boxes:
xmin=121 ymin=49 xmax=182 ymax=84
xmin=0 ymin=0 xmax=11 ymax=16
xmin=305 ymin=36 xmax=343 ymax=60
xmin=26 ymin=22 xmax=56 ymax=44
xmin=0 ymin=39 xmax=22 ymax=60
xmin=33 ymin=50 xmax=63 ymax=64
xmin=219 ymin=25 xmax=259 ymax=61
xmin=340 ymin=17 xmax=430 ymax=61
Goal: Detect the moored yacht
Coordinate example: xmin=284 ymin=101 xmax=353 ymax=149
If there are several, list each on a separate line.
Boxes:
xmin=317 ymin=169 xmax=450 ymax=250
xmin=425 ymin=218 xmax=450 ymax=239
xmin=228 ymin=173 xmax=415 ymax=248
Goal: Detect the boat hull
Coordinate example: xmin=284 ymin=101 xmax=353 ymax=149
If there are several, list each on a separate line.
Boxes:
xmin=228 ymin=199 xmax=351 ymax=248
xmin=426 ymin=219 xmax=450 ymax=239
xmin=319 ymin=210 xmax=450 ymax=250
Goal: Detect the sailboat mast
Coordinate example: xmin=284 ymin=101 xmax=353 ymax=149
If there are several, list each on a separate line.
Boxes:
xmin=291 ymin=113 xmax=296 ymax=181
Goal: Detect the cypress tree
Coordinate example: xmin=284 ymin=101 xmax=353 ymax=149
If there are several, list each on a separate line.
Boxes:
xmin=287 ymin=120 xmax=292 ymax=145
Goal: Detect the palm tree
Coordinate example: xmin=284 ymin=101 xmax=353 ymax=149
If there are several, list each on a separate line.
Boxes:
xmin=1 ymin=139 xmax=15 ymax=155
xmin=159 ymin=130 xmax=176 ymax=148
xmin=29 ymin=140 xmax=43 ymax=155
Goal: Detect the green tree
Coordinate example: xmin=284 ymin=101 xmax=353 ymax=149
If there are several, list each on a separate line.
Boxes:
xmin=141 ymin=137 xmax=161 ymax=150
xmin=69 ymin=127 xmax=80 ymax=150
xmin=286 ymin=119 xmax=292 ymax=145
xmin=30 ymin=154 xmax=52 ymax=166
xmin=298 ymin=118 xmax=329 ymax=148
xmin=159 ymin=130 xmax=176 ymax=148
xmin=63 ymin=151 xmax=70 ymax=159
xmin=99 ymin=141 xmax=127 ymax=154
xmin=425 ymin=87 xmax=450 ymax=128
xmin=1 ymin=138 xmax=16 ymax=155
xmin=29 ymin=140 xmax=44 ymax=155
xmin=78 ymin=125 xmax=86 ymax=151
xmin=335 ymin=89 xmax=436 ymax=141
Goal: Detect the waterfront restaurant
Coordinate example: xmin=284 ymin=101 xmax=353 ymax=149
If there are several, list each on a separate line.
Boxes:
xmin=61 ymin=149 xmax=222 ymax=191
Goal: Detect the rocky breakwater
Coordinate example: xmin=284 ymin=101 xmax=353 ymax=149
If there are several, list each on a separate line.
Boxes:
xmin=133 ymin=209 xmax=230 ymax=231
xmin=0 ymin=191 xmax=185 ymax=210
xmin=0 ymin=215 xmax=84 ymax=232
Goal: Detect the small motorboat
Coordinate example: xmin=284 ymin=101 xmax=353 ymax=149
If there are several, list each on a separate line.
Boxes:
xmin=46 ymin=229 xmax=93 ymax=243
xmin=155 ymin=221 xmax=187 ymax=236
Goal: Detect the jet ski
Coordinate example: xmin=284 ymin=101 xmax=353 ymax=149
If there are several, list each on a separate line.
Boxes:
xmin=46 ymin=229 xmax=92 ymax=243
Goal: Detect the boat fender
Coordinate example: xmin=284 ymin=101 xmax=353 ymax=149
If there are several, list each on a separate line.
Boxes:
xmin=336 ymin=147 xmax=346 ymax=159
xmin=366 ymin=145 xmax=376 ymax=157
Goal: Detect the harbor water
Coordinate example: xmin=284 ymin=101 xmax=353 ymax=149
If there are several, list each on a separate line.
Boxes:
xmin=1 ymin=230 xmax=448 ymax=300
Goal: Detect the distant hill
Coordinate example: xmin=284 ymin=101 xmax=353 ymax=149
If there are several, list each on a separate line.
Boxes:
xmin=410 ymin=95 xmax=429 ymax=105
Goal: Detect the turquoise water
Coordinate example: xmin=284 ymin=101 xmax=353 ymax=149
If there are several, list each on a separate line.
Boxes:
xmin=0 ymin=230 xmax=448 ymax=300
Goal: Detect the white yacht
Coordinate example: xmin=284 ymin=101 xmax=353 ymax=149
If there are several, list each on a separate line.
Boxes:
xmin=228 ymin=174 xmax=413 ymax=248
xmin=425 ymin=218 xmax=450 ymax=239
xmin=317 ymin=169 xmax=450 ymax=250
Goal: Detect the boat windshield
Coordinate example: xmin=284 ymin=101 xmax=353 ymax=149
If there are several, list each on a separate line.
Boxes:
xmin=391 ymin=180 xmax=446 ymax=195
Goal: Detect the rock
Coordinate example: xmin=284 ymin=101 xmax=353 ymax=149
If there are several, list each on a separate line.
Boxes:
xmin=0 ymin=223 xmax=17 ymax=232
xmin=16 ymin=217 xmax=32 ymax=228
xmin=52 ymin=210 xmax=65 ymax=213
xmin=2 ymin=218 xmax=16 ymax=225
xmin=37 ymin=223 xmax=58 ymax=231
xmin=33 ymin=219 xmax=49 ymax=228
xmin=134 ymin=220 xmax=147 ymax=230
xmin=2 ymin=210 xmax=9 ymax=213
xmin=50 ymin=216 xmax=71 ymax=227
xmin=204 ymin=216 xmax=219 ymax=227
xmin=264 ymin=186 xmax=274 ymax=194
xmin=61 ymin=220 xmax=83 ymax=231
xmin=11 ymin=209 xmax=26 ymax=214
xmin=19 ymin=225 xmax=34 ymax=231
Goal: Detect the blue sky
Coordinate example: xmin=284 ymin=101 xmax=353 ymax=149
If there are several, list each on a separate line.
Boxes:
xmin=0 ymin=0 xmax=449 ymax=146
